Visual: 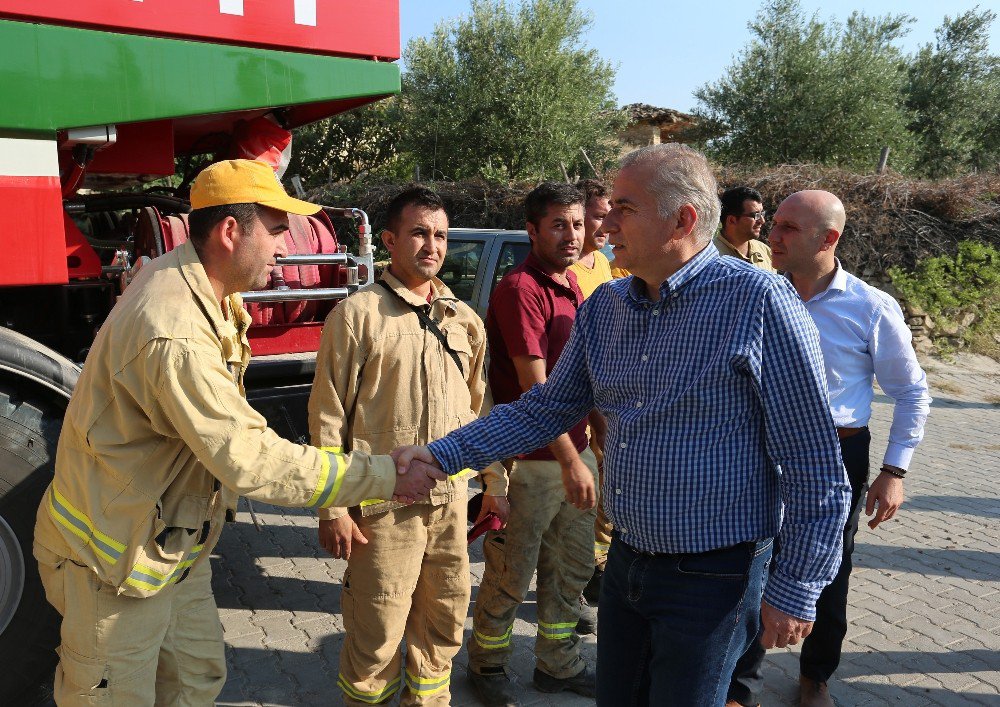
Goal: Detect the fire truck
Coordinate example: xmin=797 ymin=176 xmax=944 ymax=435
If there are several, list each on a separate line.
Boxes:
xmin=0 ymin=2 xmax=399 ymax=698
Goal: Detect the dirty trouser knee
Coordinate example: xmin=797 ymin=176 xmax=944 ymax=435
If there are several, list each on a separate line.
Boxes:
xmin=338 ymin=500 xmax=469 ymax=706
xmin=35 ymin=545 xmax=225 ymax=707
xmin=593 ymin=466 xmax=613 ymax=572
xmin=155 ymin=560 xmax=228 ymax=706
xmin=469 ymin=448 xmax=598 ymax=679
xmin=590 ymin=437 xmax=612 ymax=571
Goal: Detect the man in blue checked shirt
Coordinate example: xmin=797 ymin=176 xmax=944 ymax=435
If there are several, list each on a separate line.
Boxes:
xmin=394 ymin=144 xmax=851 ymax=707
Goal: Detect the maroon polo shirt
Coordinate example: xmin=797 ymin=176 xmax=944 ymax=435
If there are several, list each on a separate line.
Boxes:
xmin=486 ymin=252 xmax=589 ymax=461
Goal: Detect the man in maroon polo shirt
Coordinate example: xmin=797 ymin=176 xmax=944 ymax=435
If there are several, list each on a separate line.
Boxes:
xmin=466 ymin=182 xmax=600 ymax=706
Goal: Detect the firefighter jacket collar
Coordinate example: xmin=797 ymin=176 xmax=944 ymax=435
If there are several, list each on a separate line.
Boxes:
xmin=174 ymin=240 xmax=251 ymax=362
xmin=378 ymin=269 xmax=461 ymax=313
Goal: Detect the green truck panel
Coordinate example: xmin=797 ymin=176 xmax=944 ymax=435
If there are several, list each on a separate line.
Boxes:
xmin=0 ymin=18 xmax=400 ymax=135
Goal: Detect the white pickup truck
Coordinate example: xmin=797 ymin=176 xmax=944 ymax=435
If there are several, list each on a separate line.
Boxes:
xmin=437 ymin=228 xmax=532 ymax=318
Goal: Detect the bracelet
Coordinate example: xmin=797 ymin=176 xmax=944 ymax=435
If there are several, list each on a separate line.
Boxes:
xmin=880 ymin=465 xmax=906 ymax=479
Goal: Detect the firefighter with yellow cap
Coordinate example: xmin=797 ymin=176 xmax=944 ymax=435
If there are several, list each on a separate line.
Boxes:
xmin=32 ymin=159 xmax=446 ymax=706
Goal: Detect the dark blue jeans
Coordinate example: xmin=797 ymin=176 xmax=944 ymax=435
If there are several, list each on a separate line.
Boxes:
xmin=596 ymin=534 xmax=773 ymax=707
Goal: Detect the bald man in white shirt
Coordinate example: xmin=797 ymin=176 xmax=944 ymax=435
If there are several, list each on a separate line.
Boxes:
xmin=726 ymin=190 xmax=931 ymax=707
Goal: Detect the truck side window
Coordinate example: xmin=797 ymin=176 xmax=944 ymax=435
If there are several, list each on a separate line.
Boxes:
xmin=492 ymin=242 xmax=530 ymax=290
xmin=439 ymin=240 xmax=485 ymax=305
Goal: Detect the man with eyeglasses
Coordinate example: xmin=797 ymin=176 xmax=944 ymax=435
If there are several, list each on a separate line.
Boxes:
xmin=715 ymin=186 xmax=775 ymax=272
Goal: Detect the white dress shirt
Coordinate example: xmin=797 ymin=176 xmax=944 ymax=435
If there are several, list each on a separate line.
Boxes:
xmin=795 ymin=260 xmax=931 ymax=470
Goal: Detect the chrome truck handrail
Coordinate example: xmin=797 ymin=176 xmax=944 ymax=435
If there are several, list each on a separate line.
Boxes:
xmin=238 ymin=206 xmax=374 ymax=304
xmin=240 ymin=287 xmax=353 ymax=303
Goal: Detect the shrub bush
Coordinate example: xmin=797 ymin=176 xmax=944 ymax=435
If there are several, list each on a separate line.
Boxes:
xmin=889 ymin=240 xmax=1000 ymax=356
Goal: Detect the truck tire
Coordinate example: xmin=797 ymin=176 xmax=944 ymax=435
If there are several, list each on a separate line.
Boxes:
xmin=0 ymin=383 xmax=62 ymax=701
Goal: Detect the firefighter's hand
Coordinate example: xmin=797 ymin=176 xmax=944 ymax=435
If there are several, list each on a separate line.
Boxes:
xmin=760 ymin=601 xmax=813 ymax=649
xmin=319 ymin=516 xmax=366 ymax=560
xmin=478 ymin=494 xmax=511 ymax=529
xmin=391 ymin=459 xmax=446 ymax=504
xmin=865 ymin=470 xmax=904 ymax=529
xmin=561 ymin=458 xmax=596 ymax=511
xmin=391 ymin=445 xmax=439 ymax=475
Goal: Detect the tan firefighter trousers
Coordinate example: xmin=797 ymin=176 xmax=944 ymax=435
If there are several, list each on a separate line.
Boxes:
xmin=338 ymin=498 xmax=469 ymax=705
xmin=591 ymin=438 xmax=612 ymax=571
xmin=35 ymin=544 xmax=225 ymax=706
xmin=468 ymin=447 xmax=598 ymax=679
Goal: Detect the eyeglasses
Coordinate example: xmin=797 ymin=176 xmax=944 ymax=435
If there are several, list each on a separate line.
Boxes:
xmin=741 ymin=211 xmax=766 ymax=222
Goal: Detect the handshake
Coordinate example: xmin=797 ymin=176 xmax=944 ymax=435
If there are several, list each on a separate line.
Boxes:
xmin=386 ymin=445 xmax=598 ymax=512
xmin=388 ymin=446 xmax=446 ymax=504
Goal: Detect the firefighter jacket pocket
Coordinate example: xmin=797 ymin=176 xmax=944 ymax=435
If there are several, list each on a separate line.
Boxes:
xmin=57 ymin=646 xmax=110 ymax=704
xmin=445 ymin=328 xmax=473 ymax=373
xmin=120 ymin=495 xmax=210 ymax=598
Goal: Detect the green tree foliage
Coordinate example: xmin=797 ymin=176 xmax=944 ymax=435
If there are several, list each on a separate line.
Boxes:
xmin=906 ymin=8 xmax=1000 ymax=178
xmin=694 ymin=0 xmax=916 ymax=170
xmin=399 ymin=0 xmax=624 ymax=181
xmin=286 ymin=99 xmax=409 ymax=187
xmin=890 ymin=240 xmax=1000 ymax=354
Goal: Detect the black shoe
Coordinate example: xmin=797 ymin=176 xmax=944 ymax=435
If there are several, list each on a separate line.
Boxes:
xmin=468 ymin=667 xmax=520 ymax=707
xmin=532 ymin=666 xmax=597 ymax=698
xmin=576 ymin=595 xmax=597 ymax=635
xmin=582 ymin=566 xmax=603 ymax=605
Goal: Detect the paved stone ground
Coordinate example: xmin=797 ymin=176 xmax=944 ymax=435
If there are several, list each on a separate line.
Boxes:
xmin=208 ymin=354 xmax=1000 ymax=706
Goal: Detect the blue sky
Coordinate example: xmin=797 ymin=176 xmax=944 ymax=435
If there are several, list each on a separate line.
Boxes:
xmin=400 ymin=1 xmax=1000 ymax=112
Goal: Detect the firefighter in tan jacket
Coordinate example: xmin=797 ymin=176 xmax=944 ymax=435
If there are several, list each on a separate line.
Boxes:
xmin=309 ymin=187 xmax=509 ymax=706
xmin=32 ymin=160 xmax=445 ymax=707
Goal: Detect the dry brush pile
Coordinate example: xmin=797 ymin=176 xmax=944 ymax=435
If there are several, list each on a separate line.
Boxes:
xmin=314 ymin=164 xmax=1000 ymax=275
xmin=717 ymin=164 xmax=1000 ymax=276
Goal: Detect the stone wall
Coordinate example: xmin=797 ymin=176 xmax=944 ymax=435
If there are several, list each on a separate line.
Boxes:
xmin=862 ymin=269 xmax=980 ymax=354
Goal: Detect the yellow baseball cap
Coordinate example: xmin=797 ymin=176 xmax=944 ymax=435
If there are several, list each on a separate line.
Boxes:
xmin=190 ymin=159 xmax=320 ymax=216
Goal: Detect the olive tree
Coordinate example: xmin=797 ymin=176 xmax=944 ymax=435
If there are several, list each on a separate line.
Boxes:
xmin=906 ymin=8 xmax=1000 ymax=177
xmin=400 ymin=0 xmax=624 ymax=181
xmin=288 ymin=99 xmax=408 ymax=187
xmin=694 ymin=0 xmax=916 ymax=171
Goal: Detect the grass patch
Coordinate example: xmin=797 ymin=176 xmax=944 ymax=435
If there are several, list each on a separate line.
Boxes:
xmin=932 ymin=380 xmax=965 ymax=395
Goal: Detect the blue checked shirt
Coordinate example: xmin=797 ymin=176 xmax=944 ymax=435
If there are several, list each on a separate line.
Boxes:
xmin=430 ymin=245 xmax=850 ymax=620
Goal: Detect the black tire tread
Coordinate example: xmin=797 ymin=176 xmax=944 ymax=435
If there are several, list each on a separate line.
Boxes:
xmin=0 ymin=381 xmax=62 ymax=701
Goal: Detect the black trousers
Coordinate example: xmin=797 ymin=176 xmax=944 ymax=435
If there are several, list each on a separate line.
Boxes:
xmin=727 ymin=429 xmax=871 ymax=705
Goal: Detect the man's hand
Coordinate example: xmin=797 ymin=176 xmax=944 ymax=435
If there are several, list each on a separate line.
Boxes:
xmin=760 ymin=601 xmax=813 ymax=649
xmin=391 ymin=445 xmax=439 ymax=475
xmin=392 ymin=458 xmax=446 ymax=504
xmin=318 ymin=516 xmax=367 ymax=560
xmin=561 ymin=458 xmax=596 ymax=511
xmin=865 ymin=469 xmax=904 ymax=529
xmin=588 ymin=409 xmax=607 ymax=452
xmin=478 ymin=494 xmax=511 ymax=529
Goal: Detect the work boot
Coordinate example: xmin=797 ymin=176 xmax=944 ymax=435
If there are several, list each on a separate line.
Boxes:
xmin=468 ymin=666 xmax=520 ymax=707
xmin=799 ymin=676 xmax=834 ymax=707
xmin=576 ymin=595 xmax=597 ymax=635
xmin=532 ymin=665 xmax=597 ymax=698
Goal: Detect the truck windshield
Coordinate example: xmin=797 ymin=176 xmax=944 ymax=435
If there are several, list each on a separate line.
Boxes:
xmin=439 ymin=240 xmax=485 ymax=304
